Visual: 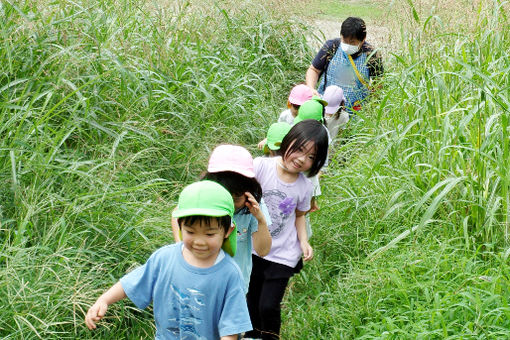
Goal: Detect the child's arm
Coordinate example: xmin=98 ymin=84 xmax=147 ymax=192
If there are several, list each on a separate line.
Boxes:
xmin=85 ymin=282 xmax=127 ymax=330
xmin=171 ymin=207 xmax=181 ymax=242
xmin=245 ymin=192 xmax=272 ymax=257
xmin=257 ymin=138 xmax=267 ymax=150
xmin=309 ymin=196 xmax=319 ymax=213
xmin=295 ymin=210 xmax=313 ymax=261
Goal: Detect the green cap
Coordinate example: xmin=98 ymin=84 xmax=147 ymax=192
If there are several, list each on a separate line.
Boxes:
xmin=264 ymin=122 xmax=292 ymax=154
xmin=293 ymin=97 xmax=325 ymax=124
xmin=173 ymin=180 xmax=237 ymax=257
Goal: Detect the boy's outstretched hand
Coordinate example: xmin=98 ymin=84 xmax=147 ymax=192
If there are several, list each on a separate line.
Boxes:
xmin=85 ymin=299 xmax=108 ymax=329
xmin=84 ymin=282 xmax=126 ymax=330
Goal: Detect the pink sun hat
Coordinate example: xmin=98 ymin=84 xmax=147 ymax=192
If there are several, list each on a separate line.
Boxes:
xmin=288 ymin=84 xmax=314 ymax=106
xmin=322 ymin=85 xmax=346 ymax=114
xmin=207 ymin=144 xmax=255 ymax=178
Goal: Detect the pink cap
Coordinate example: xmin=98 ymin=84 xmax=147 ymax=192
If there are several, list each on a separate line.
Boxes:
xmin=322 ymin=85 xmax=346 ymax=114
xmin=207 ymin=144 xmax=255 ymax=178
xmin=288 ymin=84 xmax=313 ymax=106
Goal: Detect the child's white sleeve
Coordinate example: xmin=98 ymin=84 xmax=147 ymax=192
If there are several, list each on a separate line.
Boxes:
xmin=309 ymin=174 xmax=321 ymax=197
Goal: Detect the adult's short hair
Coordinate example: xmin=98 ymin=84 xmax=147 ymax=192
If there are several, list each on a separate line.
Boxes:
xmin=341 ymin=17 xmax=367 ymax=41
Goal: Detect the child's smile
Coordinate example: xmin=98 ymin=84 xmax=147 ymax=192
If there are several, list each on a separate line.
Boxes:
xmin=181 ymin=219 xmax=230 ymax=268
xmin=282 ymin=141 xmax=316 ymax=174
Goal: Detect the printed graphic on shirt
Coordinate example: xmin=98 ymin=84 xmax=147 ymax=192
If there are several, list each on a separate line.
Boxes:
xmin=167 ymin=283 xmax=208 ymax=339
xmin=263 ymin=189 xmax=296 ymax=238
xmin=236 ymin=220 xmax=249 ymax=242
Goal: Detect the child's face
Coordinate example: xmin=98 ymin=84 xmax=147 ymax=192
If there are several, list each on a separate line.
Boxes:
xmin=181 ymin=219 xmax=231 ymax=266
xmin=282 ymin=141 xmax=316 ymax=174
xmin=232 ymin=193 xmax=247 ymax=210
xmin=288 ymin=101 xmax=300 ymax=117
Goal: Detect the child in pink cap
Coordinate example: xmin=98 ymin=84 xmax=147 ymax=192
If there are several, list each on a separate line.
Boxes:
xmin=257 ymin=84 xmax=313 ymax=149
xmin=171 ymin=145 xmax=272 ymax=293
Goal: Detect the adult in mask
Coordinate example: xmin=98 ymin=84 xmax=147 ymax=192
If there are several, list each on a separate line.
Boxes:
xmin=305 ymin=17 xmax=383 ymax=114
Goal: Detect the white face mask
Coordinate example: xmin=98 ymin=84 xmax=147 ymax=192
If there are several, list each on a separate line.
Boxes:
xmin=340 ymin=42 xmax=360 ymax=55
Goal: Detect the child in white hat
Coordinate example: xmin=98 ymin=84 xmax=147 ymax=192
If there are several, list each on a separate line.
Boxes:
xmin=322 ymin=85 xmax=349 ymax=143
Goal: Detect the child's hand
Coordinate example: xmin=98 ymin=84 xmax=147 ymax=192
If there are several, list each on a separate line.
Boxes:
xmin=85 ymin=299 xmax=108 ymax=330
xmin=300 ymin=240 xmax=313 ymax=261
xmin=244 ymin=192 xmax=264 ymax=221
xmin=257 ymin=138 xmax=267 ymax=150
xmin=309 ymin=197 xmax=319 ymax=213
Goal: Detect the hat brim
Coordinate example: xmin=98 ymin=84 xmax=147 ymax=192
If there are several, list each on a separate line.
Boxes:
xmin=267 ymin=141 xmax=281 ymax=151
xmin=288 ymin=96 xmax=308 ymax=106
xmin=207 ymin=165 xmax=255 ymax=178
xmin=173 ymin=207 xmax=232 ymax=219
xmin=325 ymin=105 xmax=341 ymax=114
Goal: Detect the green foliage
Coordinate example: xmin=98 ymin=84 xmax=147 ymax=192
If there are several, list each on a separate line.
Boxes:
xmin=2 ymin=0 xmax=510 ymax=338
xmin=283 ymin=0 xmax=510 ymax=338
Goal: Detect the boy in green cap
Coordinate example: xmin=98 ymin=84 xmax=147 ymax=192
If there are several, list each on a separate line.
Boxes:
xmin=85 ymin=181 xmax=252 ymax=339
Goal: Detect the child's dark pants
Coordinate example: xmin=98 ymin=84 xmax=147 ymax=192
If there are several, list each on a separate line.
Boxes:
xmin=245 ymin=254 xmax=301 ymax=340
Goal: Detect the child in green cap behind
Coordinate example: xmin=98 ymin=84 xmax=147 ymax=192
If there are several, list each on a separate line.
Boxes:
xmin=85 ymin=180 xmax=252 ymax=339
xmin=263 ymin=122 xmax=292 ymax=157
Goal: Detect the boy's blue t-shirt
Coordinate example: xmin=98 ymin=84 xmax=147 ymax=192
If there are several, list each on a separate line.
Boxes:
xmin=232 ymin=200 xmax=271 ymax=293
xmin=120 ymin=243 xmax=252 ymax=339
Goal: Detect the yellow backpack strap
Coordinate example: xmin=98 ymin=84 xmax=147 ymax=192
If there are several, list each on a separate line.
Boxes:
xmin=348 ymin=55 xmax=370 ymax=89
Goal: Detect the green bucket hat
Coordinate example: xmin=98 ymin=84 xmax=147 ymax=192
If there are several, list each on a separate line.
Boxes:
xmin=173 ymin=180 xmax=237 ymax=257
xmin=264 ymin=122 xmax=292 ymax=154
xmin=293 ymin=96 xmax=326 ymax=124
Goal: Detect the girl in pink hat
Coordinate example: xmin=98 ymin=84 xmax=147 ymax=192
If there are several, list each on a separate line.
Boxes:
xmin=171 ymin=144 xmax=272 ymax=294
xmin=257 ymin=84 xmax=313 ymax=149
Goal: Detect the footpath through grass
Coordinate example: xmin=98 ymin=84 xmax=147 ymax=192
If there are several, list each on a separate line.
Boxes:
xmin=1 ymin=0 xmax=510 ymax=338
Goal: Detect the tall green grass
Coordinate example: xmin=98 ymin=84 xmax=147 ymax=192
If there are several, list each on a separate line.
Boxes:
xmin=0 ymin=0 xmax=312 ymax=337
xmin=3 ymin=0 xmax=510 ymax=338
xmin=283 ymin=0 xmax=510 ymax=338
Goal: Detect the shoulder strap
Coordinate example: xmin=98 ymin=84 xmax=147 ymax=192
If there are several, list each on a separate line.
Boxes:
xmin=322 ymin=39 xmax=341 ymax=89
xmin=348 ymin=55 xmax=370 ymax=89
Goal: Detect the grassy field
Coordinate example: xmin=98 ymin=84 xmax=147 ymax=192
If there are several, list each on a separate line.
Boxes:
xmin=1 ymin=0 xmax=510 ymax=338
